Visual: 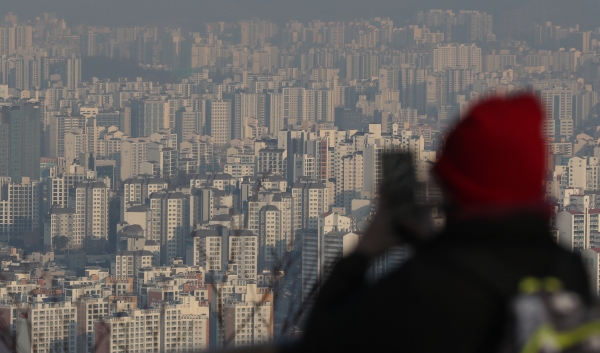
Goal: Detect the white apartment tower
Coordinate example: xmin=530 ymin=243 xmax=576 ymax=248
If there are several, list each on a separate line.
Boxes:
xmin=74 ymin=296 xmax=110 ymax=353
xmin=267 ymin=92 xmax=284 ymax=134
xmin=132 ymin=98 xmax=169 ymax=137
xmin=557 ymin=210 xmax=587 ymax=253
xmin=247 ymin=192 xmax=293 ymax=268
xmin=74 ymin=181 xmax=109 ymax=250
xmin=147 ymin=142 xmax=178 ymax=180
xmin=206 ymin=99 xmax=232 ymax=146
xmin=95 ymin=308 xmax=161 ymax=353
xmin=291 ymin=180 xmax=329 ymax=232
xmin=186 ymin=229 xmax=223 ymax=270
xmin=282 ymin=87 xmax=303 ymax=126
xmin=112 ymin=250 xmax=154 ymax=277
xmin=229 ymin=231 xmax=259 ymax=281
xmin=65 ymin=54 xmax=81 ymax=91
xmin=180 ymin=134 xmax=215 ymax=174
xmin=0 ymin=177 xmax=41 ymax=243
xmin=257 ymin=149 xmax=287 ymax=178
xmin=149 ymin=191 xmax=190 ymax=265
xmin=94 ymin=297 xmax=209 ymax=353
xmin=120 ymin=137 xmax=149 ymax=180
xmin=121 ymin=177 xmax=168 ymax=215
xmin=44 ymin=208 xmax=82 ymax=250
xmin=302 ymin=212 xmax=357 ymax=304
xmin=335 ymin=151 xmax=364 ymax=210
xmin=64 ymin=129 xmax=89 ymax=164
xmin=47 ymin=114 xmax=87 ymax=158
xmin=538 ymin=89 xmax=574 ymax=139
xmin=0 ymin=299 xmax=78 ymax=353
xmin=222 ymin=301 xmax=273 ymax=349
xmin=431 ymin=44 xmax=482 ymax=73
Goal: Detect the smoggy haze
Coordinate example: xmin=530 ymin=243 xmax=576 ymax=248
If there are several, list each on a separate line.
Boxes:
xmin=3 ymin=0 xmax=600 ymax=38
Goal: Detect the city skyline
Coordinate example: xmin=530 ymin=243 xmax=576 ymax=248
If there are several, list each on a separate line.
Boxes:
xmin=1 ymin=4 xmax=600 ymax=352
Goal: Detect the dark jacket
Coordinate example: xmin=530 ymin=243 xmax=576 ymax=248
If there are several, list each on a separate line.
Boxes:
xmin=295 ymin=215 xmax=591 ymax=353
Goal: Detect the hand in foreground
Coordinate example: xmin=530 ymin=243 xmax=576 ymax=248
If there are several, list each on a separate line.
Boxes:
xmin=354 ymin=204 xmax=401 ymax=258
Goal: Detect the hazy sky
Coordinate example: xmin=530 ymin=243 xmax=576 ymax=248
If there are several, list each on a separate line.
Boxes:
xmin=3 ymin=0 xmax=600 ymax=37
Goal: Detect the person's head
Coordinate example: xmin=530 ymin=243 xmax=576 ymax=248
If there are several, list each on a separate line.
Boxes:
xmin=434 ymin=94 xmax=547 ymax=222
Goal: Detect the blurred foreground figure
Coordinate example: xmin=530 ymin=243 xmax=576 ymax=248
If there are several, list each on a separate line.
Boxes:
xmin=288 ymin=94 xmax=591 ymax=353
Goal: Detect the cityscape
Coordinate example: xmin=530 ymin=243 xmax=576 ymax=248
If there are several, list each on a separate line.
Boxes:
xmin=0 ymin=5 xmax=599 ymax=353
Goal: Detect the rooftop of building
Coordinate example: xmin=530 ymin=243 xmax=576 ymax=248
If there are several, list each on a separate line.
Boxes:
xmin=127 ymin=204 xmax=150 ymax=212
xmin=49 ymin=207 xmax=76 ymax=214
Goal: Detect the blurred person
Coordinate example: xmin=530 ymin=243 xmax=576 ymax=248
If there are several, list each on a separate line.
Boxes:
xmin=280 ymin=94 xmax=591 ymax=353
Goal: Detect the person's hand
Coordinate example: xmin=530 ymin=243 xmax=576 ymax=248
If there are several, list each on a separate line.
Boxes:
xmin=354 ymin=204 xmax=401 ymax=258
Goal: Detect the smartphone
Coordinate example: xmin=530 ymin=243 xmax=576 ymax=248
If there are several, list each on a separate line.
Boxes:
xmin=380 ymin=152 xmax=418 ymax=239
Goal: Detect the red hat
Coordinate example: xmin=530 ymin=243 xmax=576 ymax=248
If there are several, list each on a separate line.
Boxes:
xmin=434 ymin=94 xmax=546 ymax=211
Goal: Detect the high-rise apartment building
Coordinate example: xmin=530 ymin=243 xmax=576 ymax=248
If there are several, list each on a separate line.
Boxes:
xmin=95 ymin=295 xmax=210 ymax=353
xmin=44 ymin=207 xmax=82 ymax=250
xmin=0 ymin=24 xmax=16 ymax=55
xmin=75 ymin=296 xmax=110 ymax=353
xmin=302 ymin=212 xmax=356 ymax=304
xmin=379 ymin=67 xmax=400 ymax=92
xmin=325 ymin=22 xmax=345 ymax=48
xmin=120 ymin=137 xmax=150 ymax=180
xmin=239 ymin=20 xmax=278 ymax=47
xmin=228 ymin=231 xmax=259 ymax=281
xmin=46 ymin=165 xmax=87 ymax=209
xmin=247 ymin=191 xmax=293 ymax=268
xmin=186 ymin=228 xmax=224 ymax=270
xmin=147 ymin=142 xmax=178 ymax=180
xmin=222 ymin=301 xmax=273 ymax=349
xmin=212 ymin=276 xmax=273 ymax=349
xmin=0 ymin=177 xmax=41 ymax=244
xmin=302 ymin=89 xmax=334 ymax=122
xmin=130 ymin=98 xmax=169 ymax=137
xmin=64 ymin=128 xmax=89 ymax=164
xmin=335 ymin=151 xmax=364 ymax=210
xmin=180 ymin=134 xmax=216 ymax=174
xmin=257 ymin=149 xmax=287 ymax=177
xmin=266 ymin=91 xmax=284 ymax=134
xmin=222 ymin=92 xmax=259 ymax=140
xmin=431 ymin=44 xmax=482 ymax=73
xmin=47 ymin=114 xmax=88 ymax=158
xmin=206 ymin=99 xmax=232 ymax=146
xmin=484 ymin=51 xmax=517 ymax=72
xmin=538 ymin=89 xmax=574 ymax=139
xmin=0 ymin=295 xmax=80 ymax=352
xmin=557 ymin=210 xmax=587 ymax=253
xmin=80 ymin=32 xmax=97 ymax=57
xmin=553 ymin=48 xmax=581 ymax=72
xmin=0 ymin=104 xmax=9 ymax=177
xmin=74 ymin=181 xmax=109 ymax=251
xmin=62 ymin=54 xmax=81 ymax=91
xmin=149 ymin=191 xmax=190 ymax=265
xmin=121 ymin=177 xmax=168 ymax=211
xmin=291 ymin=180 xmax=329 ymax=232
xmin=400 ymin=67 xmax=429 ymax=114
xmin=457 ymin=10 xmax=494 ymax=42
xmin=282 ymin=87 xmax=303 ymax=126
xmin=175 ymin=106 xmax=203 ymax=143
xmin=1 ymin=100 xmax=41 ymax=183
xmin=112 ymin=250 xmax=154 ymax=277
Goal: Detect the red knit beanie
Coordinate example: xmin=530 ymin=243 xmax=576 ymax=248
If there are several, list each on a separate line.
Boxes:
xmin=434 ymin=94 xmax=546 ymax=211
